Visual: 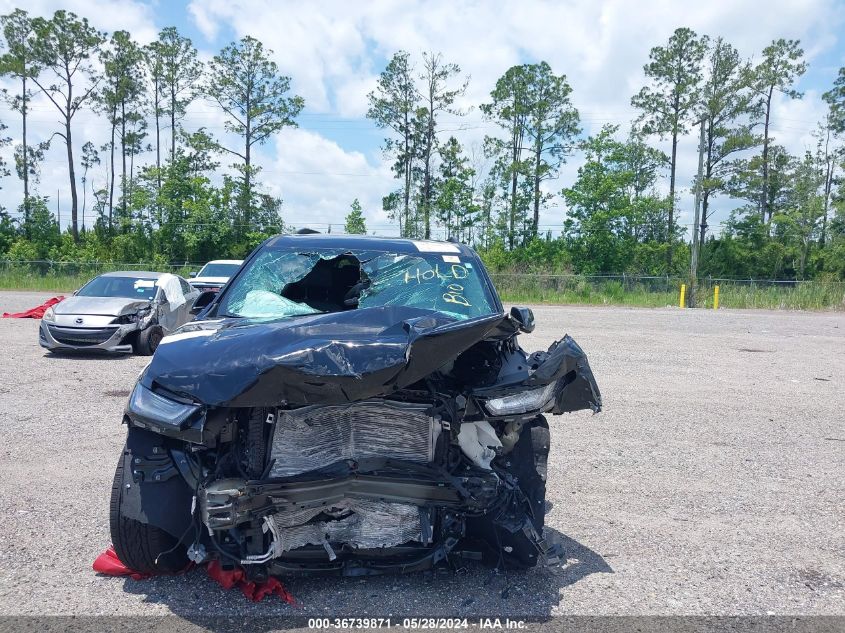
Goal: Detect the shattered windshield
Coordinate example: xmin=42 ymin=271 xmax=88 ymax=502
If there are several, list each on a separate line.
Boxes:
xmin=217 ymin=248 xmax=496 ymax=321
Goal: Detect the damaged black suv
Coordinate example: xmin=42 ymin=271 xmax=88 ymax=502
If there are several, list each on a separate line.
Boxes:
xmin=110 ymin=234 xmax=601 ymax=577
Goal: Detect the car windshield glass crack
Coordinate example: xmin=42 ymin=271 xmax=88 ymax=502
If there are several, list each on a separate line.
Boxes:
xmin=218 ymin=249 xmax=496 ymax=320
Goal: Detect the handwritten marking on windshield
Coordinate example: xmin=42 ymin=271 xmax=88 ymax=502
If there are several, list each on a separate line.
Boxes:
xmin=404 ymin=264 xmax=468 ymax=285
xmin=443 ymin=283 xmax=471 ymax=307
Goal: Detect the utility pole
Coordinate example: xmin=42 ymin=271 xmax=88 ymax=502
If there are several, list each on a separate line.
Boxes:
xmin=689 ymin=118 xmax=706 ymax=308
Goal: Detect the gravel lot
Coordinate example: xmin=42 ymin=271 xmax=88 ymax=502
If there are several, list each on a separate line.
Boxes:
xmin=0 ymin=290 xmax=842 ymax=618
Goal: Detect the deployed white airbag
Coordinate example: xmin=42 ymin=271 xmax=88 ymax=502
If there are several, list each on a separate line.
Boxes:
xmin=156 ymin=273 xmax=186 ymax=309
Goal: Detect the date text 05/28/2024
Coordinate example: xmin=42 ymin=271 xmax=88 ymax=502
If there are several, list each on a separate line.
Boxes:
xmin=306 ymin=618 xmax=527 ymax=629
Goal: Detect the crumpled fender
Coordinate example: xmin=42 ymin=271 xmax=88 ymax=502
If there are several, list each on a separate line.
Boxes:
xmin=530 ymin=335 xmax=602 ymax=413
xmin=117 ymin=427 xmax=194 ymax=539
xmin=470 ymin=334 xmax=602 ymax=415
xmin=143 ymin=306 xmax=509 ymax=407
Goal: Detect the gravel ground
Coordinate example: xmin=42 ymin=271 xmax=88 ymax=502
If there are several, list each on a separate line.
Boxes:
xmin=0 ymin=290 xmax=842 ymax=618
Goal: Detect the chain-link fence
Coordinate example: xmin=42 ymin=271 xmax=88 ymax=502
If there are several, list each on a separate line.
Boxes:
xmin=0 ymin=260 xmax=203 ymax=275
xmin=689 ymin=277 xmax=845 ymax=310
xmin=1 ymin=260 xmax=843 ymax=309
xmin=0 ymin=260 xmax=203 ymax=292
xmin=488 ymin=272 xmax=845 ymax=309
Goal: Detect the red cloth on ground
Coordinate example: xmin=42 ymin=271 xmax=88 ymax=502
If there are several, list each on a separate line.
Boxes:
xmin=92 ymin=546 xmax=151 ymax=581
xmin=92 ymin=546 xmax=297 ymax=606
xmin=206 ymin=559 xmax=297 ymax=606
xmin=2 ymin=295 xmax=64 ymax=319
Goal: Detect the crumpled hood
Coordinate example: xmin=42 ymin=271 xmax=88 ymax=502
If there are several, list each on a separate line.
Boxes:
xmin=54 ymin=296 xmax=151 ymax=317
xmin=143 ymin=306 xmax=508 ymax=407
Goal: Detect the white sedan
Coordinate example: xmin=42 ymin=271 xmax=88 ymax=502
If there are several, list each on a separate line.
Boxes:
xmin=39 ymin=271 xmax=199 ymax=355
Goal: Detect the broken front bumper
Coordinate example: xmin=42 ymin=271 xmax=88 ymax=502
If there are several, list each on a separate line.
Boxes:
xmin=195 ymin=467 xmax=558 ymax=576
xmin=199 ymin=471 xmax=498 ymax=530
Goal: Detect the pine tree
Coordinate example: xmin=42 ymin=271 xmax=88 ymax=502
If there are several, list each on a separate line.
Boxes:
xmin=0 ymin=9 xmax=38 ymax=229
xmin=696 ymin=37 xmax=761 ymax=245
xmin=367 ymin=51 xmax=419 ymax=237
xmin=344 ymin=199 xmax=367 ymax=234
xmin=416 ymin=52 xmax=467 ymax=239
xmin=749 ymin=39 xmax=807 ymax=224
xmin=29 ymin=10 xmax=105 ymax=241
xmin=206 ymin=36 xmax=304 ymax=233
xmin=631 ymin=27 xmax=707 ymax=268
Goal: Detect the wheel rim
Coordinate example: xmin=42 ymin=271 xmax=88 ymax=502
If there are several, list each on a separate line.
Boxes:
xmin=149 ymin=329 xmax=163 ymax=352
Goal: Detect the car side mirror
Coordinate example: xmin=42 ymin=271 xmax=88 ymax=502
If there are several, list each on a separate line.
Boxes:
xmin=191 ymin=290 xmax=216 ymax=315
xmin=189 ymin=271 xmax=198 ymax=278
xmin=510 ymin=306 xmax=535 ymax=333
xmin=72 ymin=289 xmax=79 ymax=296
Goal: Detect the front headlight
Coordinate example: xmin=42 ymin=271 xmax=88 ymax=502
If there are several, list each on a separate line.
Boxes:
xmin=138 ymin=305 xmax=154 ymax=326
xmin=42 ymin=307 xmax=56 ymax=322
xmin=115 ymin=313 xmax=138 ymax=324
xmin=115 ymin=306 xmax=151 ymax=325
xmin=127 ymin=383 xmax=200 ymax=429
xmin=485 ymin=382 xmax=557 ymax=416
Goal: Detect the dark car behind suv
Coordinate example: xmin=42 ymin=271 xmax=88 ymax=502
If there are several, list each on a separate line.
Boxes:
xmin=110 ymin=234 xmax=601 ymax=577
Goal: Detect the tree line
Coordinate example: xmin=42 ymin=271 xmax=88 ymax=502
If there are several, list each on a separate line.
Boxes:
xmin=368 ymin=31 xmax=845 ymax=279
xmin=0 ymin=11 xmax=843 ymax=280
xmin=0 ymin=9 xmax=301 ymax=265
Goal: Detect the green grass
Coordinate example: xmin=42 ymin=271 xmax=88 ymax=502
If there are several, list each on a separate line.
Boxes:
xmin=693 ymin=281 xmax=845 ymax=310
xmin=491 ymin=274 xmax=845 ymax=310
xmin=0 ymin=270 xmax=95 ymax=292
xmin=0 ymin=264 xmax=195 ymax=293
xmin=494 ymin=277 xmax=678 ymax=308
xmin=1 ymin=264 xmax=843 ymax=310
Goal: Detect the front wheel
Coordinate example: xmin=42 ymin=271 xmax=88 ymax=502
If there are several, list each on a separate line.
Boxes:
xmin=109 ymin=448 xmax=188 ymax=574
xmin=133 ymin=326 xmax=163 ymax=356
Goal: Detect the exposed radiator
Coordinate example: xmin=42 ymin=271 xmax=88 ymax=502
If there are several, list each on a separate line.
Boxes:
xmin=269 ymin=400 xmax=441 ymax=478
xmin=274 ymin=500 xmax=423 ymax=552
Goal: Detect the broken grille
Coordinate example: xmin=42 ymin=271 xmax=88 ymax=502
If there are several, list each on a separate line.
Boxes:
xmin=47 ymin=325 xmax=117 ymax=346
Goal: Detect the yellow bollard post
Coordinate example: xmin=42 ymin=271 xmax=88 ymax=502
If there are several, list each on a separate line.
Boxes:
xmin=713 ymin=285 xmax=720 ymax=310
xmin=679 ymin=283 xmax=686 ymax=308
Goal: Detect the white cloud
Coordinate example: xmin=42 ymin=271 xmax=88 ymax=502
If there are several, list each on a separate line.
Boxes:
xmin=186 ymin=1 xmax=219 ymax=42
xmin=0 ymin=0 xmax=159 ymax=43
xmin=1 ymin=0 xmax=843 ymax=241
xmin=265 ymin=128 xmax=395 ymax=232
xmin=185 ymin=0 xmax=844 ymax=236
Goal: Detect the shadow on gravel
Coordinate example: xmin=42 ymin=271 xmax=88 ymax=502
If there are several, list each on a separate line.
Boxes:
xmin=116 ymin=528 xmax=612 ymax=626
xmin=553 ymin=530 xmax=615 ymax=587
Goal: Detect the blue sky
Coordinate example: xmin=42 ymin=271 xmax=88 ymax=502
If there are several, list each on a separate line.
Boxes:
xmin=1 ymin=0 xmax=844 ymax=238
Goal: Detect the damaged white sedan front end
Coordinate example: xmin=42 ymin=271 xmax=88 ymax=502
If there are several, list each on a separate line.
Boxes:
xmin=39 ymin=271 xmax=198 ymax=355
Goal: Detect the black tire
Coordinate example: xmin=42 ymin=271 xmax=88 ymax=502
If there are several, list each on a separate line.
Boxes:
xmin=109 ymin=450 xmax=188 ymax=574
xmin=133 ymin=325 xmax=163 ymax=356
